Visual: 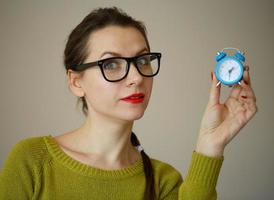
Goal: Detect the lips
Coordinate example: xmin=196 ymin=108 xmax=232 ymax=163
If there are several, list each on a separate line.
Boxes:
xmin=121 ymin=93 xmax=145 ymax=104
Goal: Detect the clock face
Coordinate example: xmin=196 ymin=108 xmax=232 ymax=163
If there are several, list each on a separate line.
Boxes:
xmin=216 ymin=57 xmax=244 ymax=85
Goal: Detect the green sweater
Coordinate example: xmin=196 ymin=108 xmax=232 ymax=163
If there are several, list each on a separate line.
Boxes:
xmin=0 ymin=135 xmax=223 ymax=199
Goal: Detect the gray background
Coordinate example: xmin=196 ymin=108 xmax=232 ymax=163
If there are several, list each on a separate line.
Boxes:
xmin=1 ymin=0 xmax=273 ymax=199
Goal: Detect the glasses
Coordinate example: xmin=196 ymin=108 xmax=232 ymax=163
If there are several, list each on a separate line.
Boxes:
xmin=71 ymin=52 xmax=162 ymax=82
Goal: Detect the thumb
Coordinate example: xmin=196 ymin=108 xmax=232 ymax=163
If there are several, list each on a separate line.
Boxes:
xmin=208 ymin=72 xmax=221 ymax=107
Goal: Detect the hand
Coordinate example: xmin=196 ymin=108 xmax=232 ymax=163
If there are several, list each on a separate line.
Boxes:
xmin=195 ymin=65 xmax=258 ymax=157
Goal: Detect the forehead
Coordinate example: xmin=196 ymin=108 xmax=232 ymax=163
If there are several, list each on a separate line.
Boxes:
xmin=86 ymin=26 xmax=148 ymax=59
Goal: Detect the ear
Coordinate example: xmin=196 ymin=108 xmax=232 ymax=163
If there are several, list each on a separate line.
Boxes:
xmin=67 ymin=69 xmax=85 ymax=97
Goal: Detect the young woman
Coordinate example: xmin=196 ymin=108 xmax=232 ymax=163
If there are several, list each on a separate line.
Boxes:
xmin=0 ymin=7 xmax=257 ymax=200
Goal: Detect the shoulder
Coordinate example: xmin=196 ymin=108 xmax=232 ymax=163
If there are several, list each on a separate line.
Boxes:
xmin=10 ymin=135 xmax=48 ymax=154
xmin=150 ymin=157 xmax=182 ymax=180
xmin=150 ymin=158 xmax=183 ymax=198
xmin=0 ymin=136 xmax=50 ymax=197
xmin=150 ymin=157 xmax=183 ymax=185
xmin=4 ymin=135 xmax=50 ymax=168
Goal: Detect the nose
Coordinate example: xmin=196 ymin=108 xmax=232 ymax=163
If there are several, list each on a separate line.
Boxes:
xmin=125 ymin=62 xmax=143 ymax=86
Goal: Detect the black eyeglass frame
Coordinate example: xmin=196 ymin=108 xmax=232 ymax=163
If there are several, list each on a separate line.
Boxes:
xmin=70 ymin=52 xmax=162 ymax=82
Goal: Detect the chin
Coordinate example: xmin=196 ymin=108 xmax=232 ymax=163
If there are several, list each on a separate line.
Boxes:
xmin=116 ymin=101 xmax=149 ymax=121
xmin=119 ymin=110 xmax=145 ymax=122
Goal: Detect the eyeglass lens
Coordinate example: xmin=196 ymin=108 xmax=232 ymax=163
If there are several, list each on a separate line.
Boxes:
xmin=101 ymin=54 xmax=159 ymax=81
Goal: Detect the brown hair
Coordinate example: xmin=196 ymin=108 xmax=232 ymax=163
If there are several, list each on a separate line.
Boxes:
xmin=64 ymin=7 xmax=156 ymax=200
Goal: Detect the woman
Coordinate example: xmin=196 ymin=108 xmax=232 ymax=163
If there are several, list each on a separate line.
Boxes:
xmin=0 ymin=7 xmax=257 ymax=199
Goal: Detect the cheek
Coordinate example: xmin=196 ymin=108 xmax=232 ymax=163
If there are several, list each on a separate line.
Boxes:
xmin=86 ymin=81 xmax=117 ymax=105
xmin=144 ymin=78 xmax=153 ymax=98
xmin=82 ymin=70 xmax=118 ymax=106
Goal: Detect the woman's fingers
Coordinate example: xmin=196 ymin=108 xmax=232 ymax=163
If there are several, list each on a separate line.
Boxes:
xmin=208 ymin=65 xmax=254 ymax=109
xmin=235 ymin=65 xmax=257 ymax=118
xmin=229 ymin=84 xmax=242 ymax=99
xmin=239 ymin=79 xmax=257 ymax=102
xmin=243 ymin=65 xmax=251 ymax=85
xmin=240 ymin=65 xmax=256 ymax=101
xmin=229 ymin=65 xmax=252 ymax=100
xmin=208 ymin=72 xmax=221 ymax=107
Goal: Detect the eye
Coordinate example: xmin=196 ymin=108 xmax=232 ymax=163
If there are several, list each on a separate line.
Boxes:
xmin=102 ymin=59 xmax=122 ymax=70
xmin=137 ymin=55 xmax=150 ymax=66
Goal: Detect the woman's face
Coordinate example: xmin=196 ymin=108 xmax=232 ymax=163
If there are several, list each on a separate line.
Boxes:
xmin=78 ymin=26 xmax=153 ymax=122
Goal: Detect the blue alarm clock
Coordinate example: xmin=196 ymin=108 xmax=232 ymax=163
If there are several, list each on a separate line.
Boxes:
xmin=215 ymin=47 xmax=245 ymax=86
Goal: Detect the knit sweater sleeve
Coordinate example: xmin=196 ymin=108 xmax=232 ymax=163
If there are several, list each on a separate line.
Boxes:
xmin=155 ymin=151 xmax=223 ymax=200
xmin=177 ymin=151 xmax=224 ymax=200
xmin=0 ymin=137 xmax=46 ymax=200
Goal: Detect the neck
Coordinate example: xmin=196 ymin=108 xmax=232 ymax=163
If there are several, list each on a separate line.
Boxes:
xmin=71 ymin=112 xmax=140 ymax=167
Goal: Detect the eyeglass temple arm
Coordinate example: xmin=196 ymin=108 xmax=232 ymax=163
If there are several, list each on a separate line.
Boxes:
xmin=71 ymin=61 xmax=98 ymax=71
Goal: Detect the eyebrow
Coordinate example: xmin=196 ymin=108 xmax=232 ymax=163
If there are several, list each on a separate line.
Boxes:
xmin=99 ymin=47 xmax=149 ymax=58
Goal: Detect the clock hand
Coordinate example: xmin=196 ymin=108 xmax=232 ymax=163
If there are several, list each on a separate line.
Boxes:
xmin=228 ymin=67 xmax=233 ymax=73
xmin=228 ymin=68 xmax=232 ymax=80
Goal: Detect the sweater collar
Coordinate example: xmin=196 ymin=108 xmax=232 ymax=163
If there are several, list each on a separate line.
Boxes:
xmin=43 ymin=135 xmax=144 ymax=179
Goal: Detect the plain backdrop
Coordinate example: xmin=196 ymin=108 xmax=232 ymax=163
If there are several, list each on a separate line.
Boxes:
xmin=0 ymin=0 xmax=273 ymax=199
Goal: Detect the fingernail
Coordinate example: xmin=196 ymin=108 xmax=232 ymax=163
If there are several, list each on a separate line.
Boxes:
xmin=211 ymin=72 xmax=213 ymax=80
xmin=244 ymin=80 xmax=249 ymax=85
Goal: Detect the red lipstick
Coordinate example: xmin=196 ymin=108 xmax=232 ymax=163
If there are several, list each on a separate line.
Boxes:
xmin=121 ymin=93 xmax=145 ymax=104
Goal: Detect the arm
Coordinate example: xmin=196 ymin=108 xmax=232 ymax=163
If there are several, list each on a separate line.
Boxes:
xmin=178 ymin=65 xmax=257 ymax=199
xmin=0 ymin=139 xmax=38 ymax=199
xmin=179 ymin=65 xmax=257 ymax=199
xmin=196 ymin=65 xmax=257 ymax=157
xmin=179 ymin=152 xmax=223 ymax=200
xmin=159 ymin=152 xmax=223 ymax=200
